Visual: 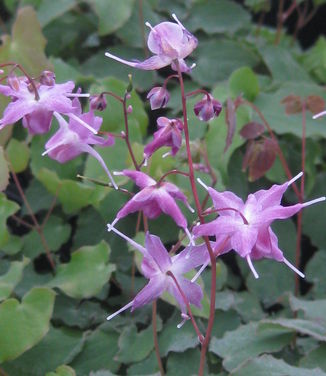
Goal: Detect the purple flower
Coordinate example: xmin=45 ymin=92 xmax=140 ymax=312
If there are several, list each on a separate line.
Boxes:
xmin=147 ymin=86 xmax=170 ymax=110
xmin=105 ymin=14 xmax=197 ymax=73
xmin=144 ymin=117 xmax=183 ymax=160
xmin=106 ymin=226 xmax=206 ymax=325
xmin=0 ymin=75 xmax=77 ymax=134
xmin=193 ymin=173 xmax=325 ymax=279
xmin=110 ymin=169 xmax=194 ymax=241
xmin=194 ymin=94 xmax=222 ymax=122
xmin=42 ymin=98 xmax=117 ymax=189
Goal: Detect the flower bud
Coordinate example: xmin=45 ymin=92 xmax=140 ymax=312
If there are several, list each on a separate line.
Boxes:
xmin=194 ymin=94 xmax=222 ymax=122
xmin=40 ymin=70 xmax=56 ymax=86
xmin=127 ymin=105 xmax=133 ymax=113
xmin=147 ymin=87 xmax=170 ymax=110
xmin=90 ymin=94 xmax=107 ymax=111
xmin=8 ymin=74 xmax=20 ymax=91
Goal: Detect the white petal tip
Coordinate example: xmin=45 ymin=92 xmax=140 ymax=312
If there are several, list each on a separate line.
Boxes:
xmin=197 ymin=178 xmax=209 ymax=191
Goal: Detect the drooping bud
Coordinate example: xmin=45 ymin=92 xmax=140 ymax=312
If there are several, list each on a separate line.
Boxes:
xmin=127 ymin=105 xmax=133 ymax=113
xmin=90 ymin=94 xmax=107 ymax=111
xmin=147 ymin=87 xmax=170 ymax=110
xmin=194 ymin=94 xmax=222 ymax=122
xmin=40 ymin=70 xmax=56 ymax=86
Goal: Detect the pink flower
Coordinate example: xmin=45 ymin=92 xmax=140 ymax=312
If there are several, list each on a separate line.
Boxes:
xmin=147 ymin=86 xmax=170 ymax=110
xmin=106 ymin=227 xmax=206 ymax=326
xmin=110 ymin=169 xmax=194 ymax=241
xmin=0 ymin=74 xmax=77 ymax=134
xmin=105 ymin=14 xmax=197 ymax=73
xmin=42 ymin=98 xmax=117 ymax=189
xmin=193 ymin=94 xmax=222 ymax=122
xmin=144 ymin=117 xmax=183 ymax=161
xmin=193 ymin=173 xmax=325 ymax=279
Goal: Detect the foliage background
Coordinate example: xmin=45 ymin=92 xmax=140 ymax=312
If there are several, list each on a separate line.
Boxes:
xmin=1 ymin=0 xmax=326 ymax=375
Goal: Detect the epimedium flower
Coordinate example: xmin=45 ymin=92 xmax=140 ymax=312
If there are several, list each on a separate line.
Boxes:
xmin=105 ymin=14 xmax=197 ymax=73
xmin=0 ymin=72 xmax=93 ymax=135
xmin=147 ymin=86 xmax=170 ymax=110
xmin=109 ymin=169 xmax=194 ymax=242
xmin=42 ymin=97 xmax=117 ymax=189
xmin=193 ymin=94 xmax=222 ymax=122
xmin=193 ymin=172 xmax=325 ymax=279
xmin=106 ymin=225 xmax=207 ymax=327
xmin=144 ymin=116 xmax=183 ymax=161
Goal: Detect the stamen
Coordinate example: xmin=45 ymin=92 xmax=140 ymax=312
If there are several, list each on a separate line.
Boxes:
xmin=107 ymin=301 xmax=134 ymax=321
xmin=107 ymin=223 xmax=147 ymax=255
xmin=191 ymin=261 xmax=209 ymax=283
xmin=171 ymin=13 xmax=185 ymax=29
xmin=287 ymin=171 xmax=303 ymax=187
xmin=197 ymin=178 xmax=209 ymax=191
xmin=283 ymin=258 xmax=305 ymax=278
xmin=66 ymin=93 xmax=90 ymax=98
xmin=185 ymin=228 xmax=195 ymax=246
xmin=246 ymin=255 xmax=259 ymax=279
xmin=143 ymin=156 xmax=148 ymax=167
xmin=185 ymin=202 xmax=195 ymax=213
xmin=162 ymin=151 xmax=171 ymax=159
xmin=190 ymin=63 xmax=196 ymax=70
xmin=177 ymin=313 xmax=190 ymax=329
xmin=105 ymin=52 xmax=138 ymax=68
xmin=313 ymin=110 xmax=326 ymax=119
xmin=42 ymin=144 xmax=57 ymax=156
xmin=302 ymin=196 xmax=326 ymax=207
xmin=68 ymin=113 xmax=98 ymax=134
xmin=107 ymin=218 xmax=119 ymax=231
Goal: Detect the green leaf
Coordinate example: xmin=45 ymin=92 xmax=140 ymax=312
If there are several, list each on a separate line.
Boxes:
xmin=49 ymin=57 xmax=82 ymax=84
xmin=300 ymin=344 xmax=326 ymax=372
xmin=261 ymin=318 xmax=326 ymax=342
xmin=46 ymin=365 xmax=76 ymax=376
xmin=301 ymin=37 xmax=326 ymax=84
xmin=37 ymin=0 xmax=77 ymax=27
xmin=289 ymin=295 xmax=326 ymax=325
xmin=254 ymin=82 xmax=326 ymax=138
xmin=2 ymin=326 xmax=84 ymax=376
xmin=37 ymin=168 xmax=107 ymax=214
xmin=0 ymin=6 xmax=51 ymax=76
xmin=0 ymin=258 xmax=30 ymax=302
xmin=229 ymin=67 xmax=259 ymax=101
xmin=48 ymin=241 xmax=115 ymax=299
xmin=0 ymin=147 xmax=9 ymax=192
xmin=52 ymin=295 xmax=107 ymax=329
xmin=187 ymin=0 xmax=250 ymax=34
xmin=6 ymin=139 xmax=30 ymax=173
xmin=192 ymin=39 xmax=260 ymax=87
xmin=305 ymin=249 xmax=326 ymax=298
xmin=69 ymin=326 xmax=120 ymax=375
xmin=233 ymin=354 xmax=326 ymax=376
xmin=0 ymin=287 xmax=55 ymax=363
xmin=93 ymin=0 xmax=135 ymax=36
xmin=116 ymin=320 xmax=162 ymax=363
xmin=260 ymin=45 xmax=312 ymax=83
xmin=166 ymin=349 xmax=207 ymax=376
xmin=127 ymin=351 xmax=159 ymax=375
xmin=209 ymin=322 xmax=293 ymax=372
xmin=158 ymin=313 xmax=199 ymax=357
xmin=0 ymin=193 xmax=20 ymax=248
xmin=21 ymin=178 xmax=54 ymax=215
xmin=22 ymin=216 xmax=71 ymax=259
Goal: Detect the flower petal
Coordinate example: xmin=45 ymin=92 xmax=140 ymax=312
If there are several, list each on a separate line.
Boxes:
xmin=155 ymin=189 xmax=187 ymax=229
xmin=231 ymin=225 xmax=258 ymax=257
xmin=132 ymin=275 xmax=166 ymax=309
xmin=145 ymin=232 xmax=172 ymax=273
xmin=122 ymin=170 xmax=156 ymax=189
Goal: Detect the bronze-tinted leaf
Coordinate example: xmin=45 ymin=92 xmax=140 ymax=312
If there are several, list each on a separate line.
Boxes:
xmin=281 ymin=95 xmax=302 ymax=115
xmin=306 ymin=95 xmax=325 ymax=115
xmin=240 ymin=122 xmax=265 ymax=140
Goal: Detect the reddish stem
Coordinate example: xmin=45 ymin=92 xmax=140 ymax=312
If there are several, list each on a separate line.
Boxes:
xmin=175 ymin=61 xmax=216 ymax=376
xmin=167 ymin=271 xmax=204 ymax=343
xmin=158 ymin=169 xmax=189 ymax=185
xmin=275 ymin=0 xmax=285 ymax=45
xmin=186 ymin=89 xmax=211 ymax=99
xmin=152 ymin=300 xmax=165 ymax=375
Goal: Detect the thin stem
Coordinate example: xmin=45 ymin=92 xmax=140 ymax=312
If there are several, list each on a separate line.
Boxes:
xmin=100 ymin=91 xmax=124 ymax=104
xmin=10 ymin=168 xmax=55 ymax=271
xmin=122 ymin=93 xmax=139 ymax=170
xmin=240 ymin=99 xmax=300 ymax=199
xmin=166 ymin=271 xmax=204 ymax=343
xmin=158 ymin=169 xmax=189 ymax=185
xmin=274 ymin=0 xmax=284 ymax=45
xmin=138 ymin=0 xmax=149 ymax=58
xmin=162 ymin=74 xmax=178 ymax=89
xmin=41 ymin=185 xmax=61 ymax=228
xmin=186 ymin=89 xmax=211 ymax=99
xmin=152 ymin=301 xmax=165 ymax=376
xmin=175 ymin=61 xmax=216 ymax=375
xmin=200 ymin=142 xmax=217 ymax=210
xmin=11 ymin=214 xmax=34 ymax=230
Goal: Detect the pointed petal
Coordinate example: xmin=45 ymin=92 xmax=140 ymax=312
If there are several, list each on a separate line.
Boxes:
xmin=251 ymin=226 xmax=284 ymax=261
xmin=231 ymin=225 xmax=258 ymax=257
xmin=155 ymin=189 xmax=187 ymax=229
xmin=116 ymin=189 xmax=155 ymax=219
xmin=193 ymin=220 xmax=219 ymax=238
xmin=132 ymin=276 xmax=166 ymax=309
xmin=167 ymin=276 xmax=203 ymax=312
xmin=0 ymin=99 xmax=37 ymax=127
xmin=122 ymin=170 xmax=156 ymax=189
xmin=258 ymin=203 xmax=303 ymax=223
xmin=208 ymin=188 xmax=244 ymax=214
xmin=145 ymin=232 xmax=172 ymax=273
